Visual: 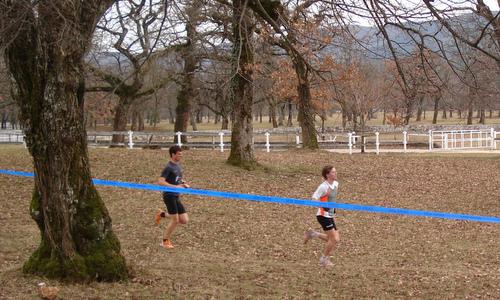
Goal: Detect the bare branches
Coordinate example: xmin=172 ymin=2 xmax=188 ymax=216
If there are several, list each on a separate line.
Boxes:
xmin=422 ymin=0 xmax=499 ymax=62
xmin=0 ymin=1 xmax=36 ymax=51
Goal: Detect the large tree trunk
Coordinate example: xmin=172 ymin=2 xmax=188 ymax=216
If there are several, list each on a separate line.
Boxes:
xmin=268 ymin=98 xmax=278 ymax=128
xmin=150 ymin=92 xmax=161 ymax=128
xmin=278 ymin=103 xmax=285 ymax=126
xmin=168 ymin=106 xmax=175 ymax=124
xmin=138 ymin=110 xmax=144 ymax=131
xmin=416 ymin=96 xmax=424 ymax=121
xmin=227 ymin=0 xmax=257 ymax=169
xmin=130 ymin=104 xmax=145 ymax=131
xmin=287 ymin=100 xmax=293 ymax=126
xmin=190 ymin=112 xmax=198 ymax=131
xmin=3 ymin=0 xmax=127 ymax=282
xmin=174 ymin=87 xmax=191 ymax=143
xmin=467 ymin=88 xmax=475 ymax=125
xmin=479 ymin=109 xmax=485 ymax=124
xmin=1 ymin=110 xmax=7 ymax=129
xmin=403 ymin=98 xmax=413 ymax=125
xmin=342 ymin=106 xmax=348 ymax=128
xmin=293 ymin=59 xmax=318 ymax=149
xmin=221 ymin=115 xmax=229 ymax=130
xmin=195 ymin=108 xmax=202 ymax=123
xmin=112 ymin=99 xmax=131 ymax=144
xmin=352 ymin=111 xmax=359 ymax=132
xmin=432 ymin=95 xmax=440 ymax=124
xmin=467 ymin=104 xmax=474 ymax=125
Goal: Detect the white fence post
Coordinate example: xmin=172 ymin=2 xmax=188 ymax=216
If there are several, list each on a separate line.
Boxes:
xmin=403 ymin=131 xmax=407 ymax=153
xmin=348 ymin=132 xmax=353 ymax=155
xmin=219 ymin=131 xmax=224 ymax=152
xmin=491 ymin=128 xmax=495 ymax=149
xmin=265 ymin=132 xmax=270 ymax=153
xmin=295 ymin=132 xmax=300 ymax=147
xmin=492 ymin=130 xmax=498 ymax=149
xmin=176 ymin=132 xmax=182 ymax=147
xmin=375 ymin=132 xmax=380 ymax=155
xmin=127 ymin=130 xmax=134 ymax=149
xmin=428 ymin=130 xmax=432 ymax=151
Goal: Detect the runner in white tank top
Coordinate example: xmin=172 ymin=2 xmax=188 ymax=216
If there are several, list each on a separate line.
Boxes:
xmin=304 ymin=165 xmax=341 ymax=268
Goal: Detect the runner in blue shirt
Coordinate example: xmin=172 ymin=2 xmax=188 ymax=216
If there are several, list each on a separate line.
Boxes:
xmin=155 ymin=145 xmax=190 ymax=249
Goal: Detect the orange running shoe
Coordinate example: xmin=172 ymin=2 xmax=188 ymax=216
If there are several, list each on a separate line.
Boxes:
xmin=160 ymin=239 xmax=174 ymax=249
xmin=154 ymin=209 xmax=164 ymax=225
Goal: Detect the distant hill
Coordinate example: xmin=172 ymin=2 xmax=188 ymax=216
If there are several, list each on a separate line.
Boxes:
xmin=325 ymin=12 xmax=498 ymax=60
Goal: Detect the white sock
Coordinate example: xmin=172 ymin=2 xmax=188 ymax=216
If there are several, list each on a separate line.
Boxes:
xmin=311 ymin=231 xmax=320 ymax=238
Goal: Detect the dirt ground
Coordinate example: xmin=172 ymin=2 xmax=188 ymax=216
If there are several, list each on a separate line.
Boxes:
xmin=0 ymin=145 xmax=499 ymax=299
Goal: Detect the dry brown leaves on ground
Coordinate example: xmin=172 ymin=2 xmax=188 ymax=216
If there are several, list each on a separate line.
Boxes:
xmin=0 ymin=145 xmax=499 ymax=299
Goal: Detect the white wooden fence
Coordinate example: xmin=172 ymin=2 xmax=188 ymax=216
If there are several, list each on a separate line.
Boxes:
xmin=1 ymin=128 xmax=498 ymax=154
xmin=0 ymin=130 xmax=24 ymax=143
xmin=428 ymin=129 xmax=496 ymax=151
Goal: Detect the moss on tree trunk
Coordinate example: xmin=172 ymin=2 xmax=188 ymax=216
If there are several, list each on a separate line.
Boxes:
xmin=24 ymin=188 xmax=127 ymax=281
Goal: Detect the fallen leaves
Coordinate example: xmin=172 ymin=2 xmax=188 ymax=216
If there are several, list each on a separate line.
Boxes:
xmin=38 ymin=283 xmax=59 ymax=300
xmin=0 ymin=147 xmax=499 ymax=299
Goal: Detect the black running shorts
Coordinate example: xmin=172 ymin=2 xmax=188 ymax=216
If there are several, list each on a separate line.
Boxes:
xmin=316 ymin=215 xmax=336 ymax=231
xmin=163 ymin=195 xmax=186 ymax=215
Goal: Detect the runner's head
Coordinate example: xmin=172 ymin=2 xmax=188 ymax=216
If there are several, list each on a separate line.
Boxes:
xmin=322 ymin=165 xmax=336 ymax=180
xmin=169 ymin=145 xmax=183 ymax=162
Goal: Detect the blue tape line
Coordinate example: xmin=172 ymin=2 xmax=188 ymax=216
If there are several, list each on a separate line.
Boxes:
xmin=1 ymin=169 xmax=499 ymax=224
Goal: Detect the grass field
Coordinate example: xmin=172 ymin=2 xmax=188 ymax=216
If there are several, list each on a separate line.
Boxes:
xmin=0 ymin=145 xmax=499 ymax=299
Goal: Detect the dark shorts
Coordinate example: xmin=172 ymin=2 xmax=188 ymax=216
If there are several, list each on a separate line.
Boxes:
xmin=163 ymin=194 xmax=186 ymax=215
xmin=317 ymin=215 xmax=337 ymax=231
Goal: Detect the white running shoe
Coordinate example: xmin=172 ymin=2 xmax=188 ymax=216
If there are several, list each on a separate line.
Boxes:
xmin=303 ymin=229 xmax=315 ymax=244
xmin=319 ymin=256 xmax=334 ymax=268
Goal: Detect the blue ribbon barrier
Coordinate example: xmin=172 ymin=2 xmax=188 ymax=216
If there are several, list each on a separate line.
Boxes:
xmin=1 ymin=169 xmax=499 ymax=224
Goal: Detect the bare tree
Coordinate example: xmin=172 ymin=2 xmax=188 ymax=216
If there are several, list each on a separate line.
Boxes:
xmin=248 ymin=0 xmax=324 ymax=149
xmin=174 ymin=0 xmax=203 ymax=144
xmin=0 ymin=0 xmax=127 ymax=281
xmin=326 ymin=0 xmax=497 ymax=127
xmin=197 ymin=68 xmax=233 ymax=129
xmin=88 ymin=0 xmax=174 ymax=143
